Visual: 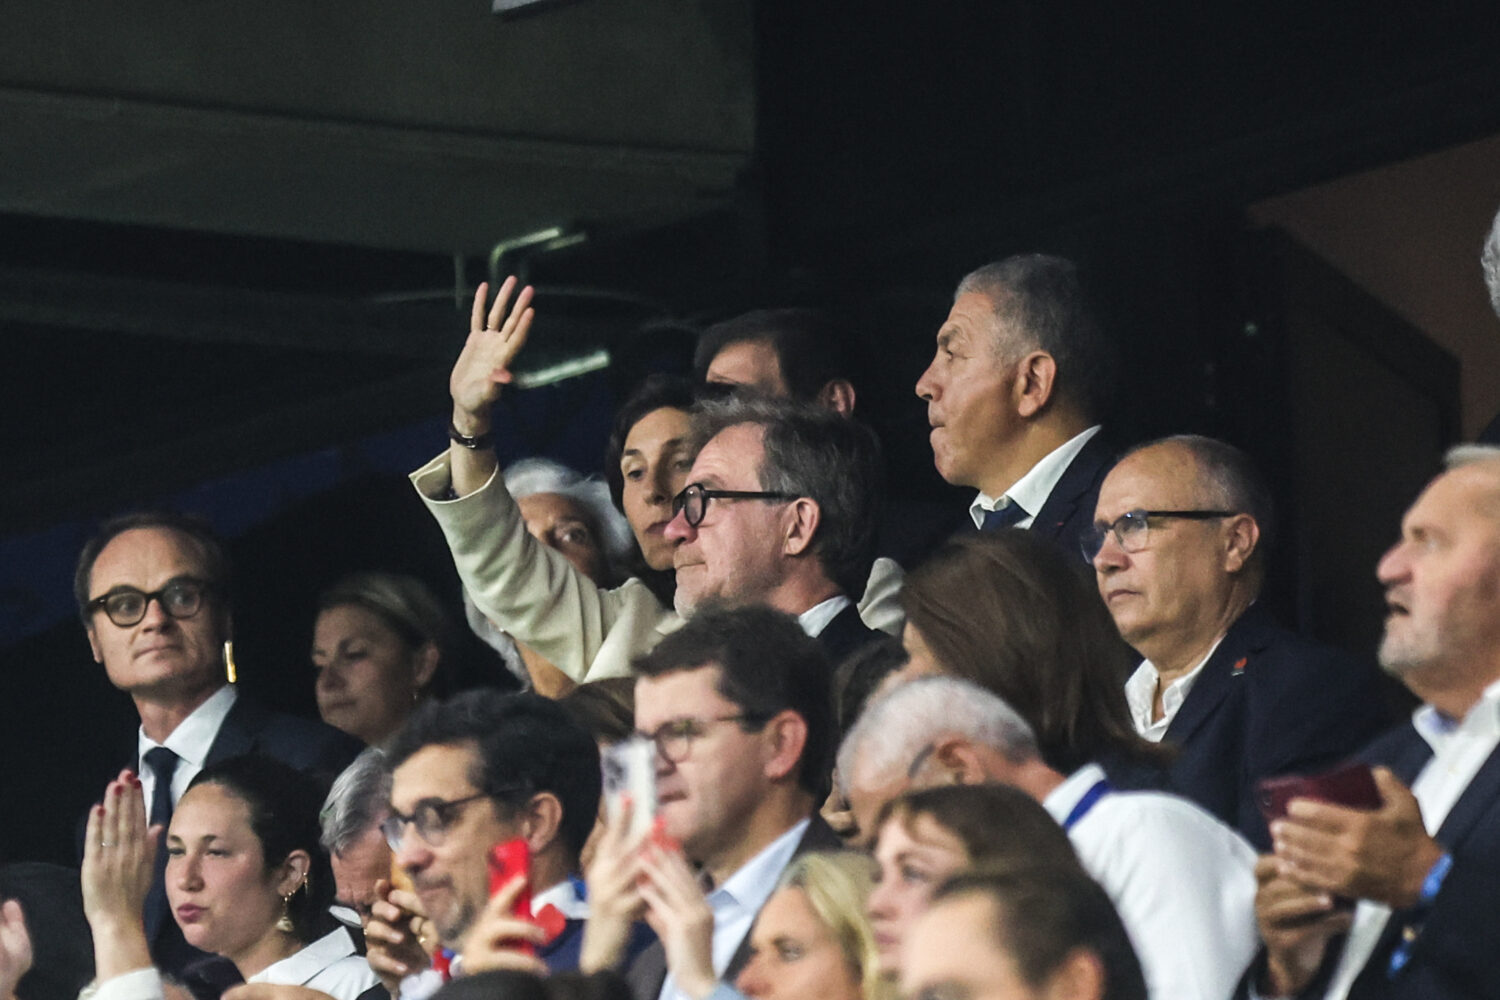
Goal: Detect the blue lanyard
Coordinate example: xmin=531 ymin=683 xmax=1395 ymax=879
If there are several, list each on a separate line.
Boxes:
xmin=1062 ymin=778 xmax=1113 ymax=830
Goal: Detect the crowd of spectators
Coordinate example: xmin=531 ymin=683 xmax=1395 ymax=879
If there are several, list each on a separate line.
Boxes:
xmin=6 ymin=208 xmax=1500 ymax=1000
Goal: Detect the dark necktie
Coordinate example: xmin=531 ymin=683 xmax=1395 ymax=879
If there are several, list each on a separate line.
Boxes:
xmin=144 ymin=746 xmax=180 ymax=828
xmin=982 ymin=500 xmax=1027 ymax=532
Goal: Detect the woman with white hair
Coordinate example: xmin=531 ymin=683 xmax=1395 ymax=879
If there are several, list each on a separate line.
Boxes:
xmin=465 ymin=456 xmax=636 ymax=695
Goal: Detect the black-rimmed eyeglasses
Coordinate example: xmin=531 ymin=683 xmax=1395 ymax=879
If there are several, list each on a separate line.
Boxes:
xmin=635 ymin=714 xmax=770 ymax=764
xmin=86 ymin=578 xmax=214 ymax=628
xmin=380 ymin=789 xmax=526 ymax=852
xmin=1080 ymin=509 xmax=1237 ymax=561
xmin=671 ymin=483 xmax=800 ymax=528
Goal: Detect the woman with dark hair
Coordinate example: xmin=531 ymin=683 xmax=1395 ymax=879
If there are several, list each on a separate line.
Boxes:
xmin=897 ymin=530 xmax=1168 ymax=786
xmin=601 ymin=374 xmax=698 ymax=605
xmin=312 ymin=572 xmax=453 ymax=746
xmin=865 ymin=784 xmax=1082 ymax=984
xmin=81 ymin=758 xmax=382 ymax=1000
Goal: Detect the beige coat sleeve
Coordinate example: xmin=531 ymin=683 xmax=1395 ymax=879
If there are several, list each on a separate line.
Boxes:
xmin=410 ymin=452 xmax=678 ymax=682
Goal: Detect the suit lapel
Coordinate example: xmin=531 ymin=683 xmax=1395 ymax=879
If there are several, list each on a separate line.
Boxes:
xmin=721 ymin=816 xmax=841 ymax=981
xmin=1163 ymin=611 xmax=1270 ymax=745
xmin=1030 ymin=433 xmax=1112 ymax=540
xmin=204 ymin=692 xmax=263 ymax=765
xmin=1433 ymin=741 xmax=1500 ymax=847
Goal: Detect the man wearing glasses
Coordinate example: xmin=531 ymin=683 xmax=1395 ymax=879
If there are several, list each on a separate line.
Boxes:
xmin=1089 ymin=435 xmax=1389 ymax=848
xmin=370 ymin=690 xmax=610 ymax=991
xmin=74 ymin=510 xmax=360 ymax=974
xmin=612 ymin=604 xmax=843 ymax=1000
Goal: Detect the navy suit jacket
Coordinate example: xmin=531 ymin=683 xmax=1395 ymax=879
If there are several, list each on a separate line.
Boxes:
xmin=1241 ymin=720 xmax=1500 ymax=999
xmin=1028 ymin=431 xmax=1116 ymax=564
xmin=623 ymin=815 xmax=844 ymax=1000
xmin=1161 ymin=605 xmax=1393 ymax=850
xmin=816 ymin=602 xmax=883 ymax=666
xmin=131 ymin=691 xmax=363 ymax=975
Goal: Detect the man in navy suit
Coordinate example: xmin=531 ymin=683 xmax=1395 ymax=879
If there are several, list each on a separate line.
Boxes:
xmin=1249 ymin=445 xmax=1500 ymax=999
xmin=76 ymin=511 xmax=361 ymax=976
xmin=916 ymin=253 xmax=1117 ymax=561
xmin=1089 ymin=436 xmax=1390 ymax=849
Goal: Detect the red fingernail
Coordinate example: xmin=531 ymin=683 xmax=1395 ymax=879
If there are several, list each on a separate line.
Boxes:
xmin=95 ymin=805 xmax=105 ymax=816
xmin=112 ymin=783 xmax=123 ymax=795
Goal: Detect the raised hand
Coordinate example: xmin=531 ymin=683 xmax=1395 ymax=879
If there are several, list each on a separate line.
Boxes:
xmin=579 ymin=798 xmax=649 ymax=974
xmin=449 ymin=277 xmax=536 ymax=435
xmin=1252 ymin=855 xmax=1351 ymax=997
xmin=81 ymin=771 xmax=158 ymax=981
xmin=0 ymin=900 xmax=31 ymax=1000
xmin=459 ymin=874 xmax=548 ymax=977
xmin=364 ymin=879 xmax=435 ymax=996
xmin=637 ymin=842 xmax=716 ymax=1000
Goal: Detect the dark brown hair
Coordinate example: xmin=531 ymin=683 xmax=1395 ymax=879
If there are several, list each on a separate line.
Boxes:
xmin=877 ymin=784 xmax=1081 ymax=875
xmin=901 ymin=530 xmax=1162 ymax=774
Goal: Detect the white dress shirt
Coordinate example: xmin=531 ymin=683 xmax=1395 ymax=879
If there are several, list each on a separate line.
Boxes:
xmin=250 ymin=926 xmax=381 ymax=1000
xmin=1044 ymin=763 xmax=1260 ymax=1000
xmin=797 ymin=595 xmax=853 ymax=639
xmin=969 ymin=425 xmax=1102 ymax=530
xmin=658 ymin=818 xmax=810 ymax=1000
xmin=136 ymin=684 xmax=238 ymax=810
xmin=1317 ymin=678 xmax=1500 ymax=1000
xmin=1124 ymin=636 xmax=1226 ymax=742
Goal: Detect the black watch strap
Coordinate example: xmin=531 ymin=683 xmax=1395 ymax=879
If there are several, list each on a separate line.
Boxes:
xmin=447 ymin=421 xmax=494 ymax=450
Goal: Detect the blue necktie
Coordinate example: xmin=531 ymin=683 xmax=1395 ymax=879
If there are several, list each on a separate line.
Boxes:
xmin=982 ymin=500 xmax=1027 ymax=532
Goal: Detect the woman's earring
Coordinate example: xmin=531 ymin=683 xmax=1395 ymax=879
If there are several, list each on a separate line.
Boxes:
xmin=275 ymin=890 xmax=295 ymax=933
xmin=223 ymin=640 xmax=239 ymax=684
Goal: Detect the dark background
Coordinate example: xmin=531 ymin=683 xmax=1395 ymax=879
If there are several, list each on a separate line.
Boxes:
xmin=2 ymin=1 xmax=1498 ymax=862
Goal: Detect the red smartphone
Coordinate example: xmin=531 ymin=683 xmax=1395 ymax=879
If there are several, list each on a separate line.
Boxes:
xmin=488 ymin=837 xmax=534 ymax=915
xmin=1256 ymin=761 xmax=1383 ymax=825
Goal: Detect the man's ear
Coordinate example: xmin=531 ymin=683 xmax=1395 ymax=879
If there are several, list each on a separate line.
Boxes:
xmin=411 ymin=642 xmax=441 ymax=691
xmin=762 ymin=709 xmax=810 ymax=784
xmin=87 ymin=624 xmax=103 ymax=664
xmin=817 ymin=379 xmax=857 ymax=418
xmin=519 ymin=792 xmax=565 ymax=855
xmin=1042 ymin=947 xmax=1106 ymax=1000
xmin=1012 ymin=350 xmax=1059 ymax=419
xmin=1222 ymin=514 xmax=1261 ymax=574
xmin=783 ymin=497 xmax=822 ymax=557
xmin=931 ymin=737 xmax=990 ymax=785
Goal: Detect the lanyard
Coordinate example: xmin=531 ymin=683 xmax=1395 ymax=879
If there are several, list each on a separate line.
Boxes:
xmin=1062 ymin=778 xmax=1113 ymax=830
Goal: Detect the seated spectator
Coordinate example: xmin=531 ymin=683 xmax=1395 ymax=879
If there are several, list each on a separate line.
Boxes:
xmin=369 ymin=691 xmax=604 ymax=986
xmin=313 ymin=573 xmax=453 ymax=747
xmin=466 ymin=458 xmax=636 ymax=696
xmin=1089 ymin=435 xmax=1391 ymax=848
xmin=414 ymin=281 xmax=888 ymax=683
xmin=867 ymin=785 xmax=1081 ymax=984
xmin=733 ymin=851 xmax=890 ymax=1000
xmin=895 ymin=530 xmax=1168 ymax=794
xmin=80 ymin=757 xmax=381 ymax=1000
xmin=577 ymin=605 xmax=842 ymax=999
xmin=903 ymin=868 xmax=1147 ymax=1000
xmin=75 ymin=510 xmax=361 ymax=975
xmin=318 ymin=748 xmax=392 ymax=925
xmin=839 ymin=676 xmax=1259 ymax=1000
xmin=692 ymin=308 xmax=904 ymax=632
xmin=1248 ymin=446 xmax=1500 ymax=998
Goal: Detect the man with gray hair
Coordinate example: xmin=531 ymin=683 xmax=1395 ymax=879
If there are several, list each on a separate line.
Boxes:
xmin=320 ymin=746 xmax=393 ymax=924
xmin=839 ymin=674 xmax=1259 ymax=1000
xmin=916 ymin=254 xmax=1117 ymax=559
xmin=1089 ymin=434 xmax=1390 ymax=849
xmin=1249 ymin=445 xmax=1500 ymax=999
